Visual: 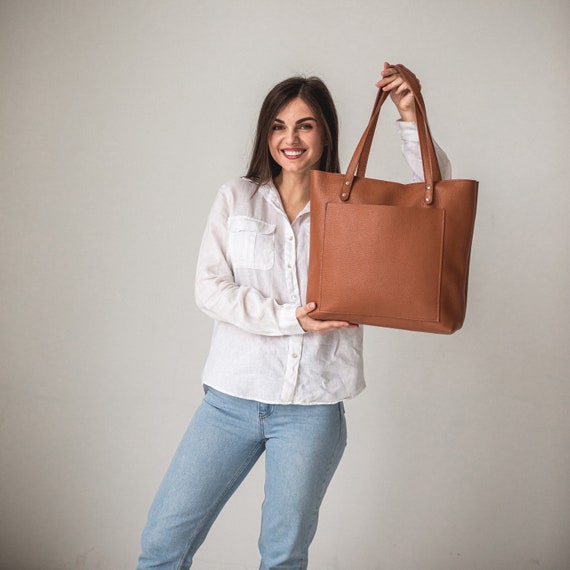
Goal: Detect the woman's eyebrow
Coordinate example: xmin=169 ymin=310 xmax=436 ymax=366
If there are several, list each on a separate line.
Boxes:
xmin=273 ymin=117 xmax=317 ymax=124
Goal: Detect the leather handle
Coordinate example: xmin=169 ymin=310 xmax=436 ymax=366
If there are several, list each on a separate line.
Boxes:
xmin=340 ymin=64 xmax=442 ymax=205
xmin=356 ymin=88 xmax=390 ymax=178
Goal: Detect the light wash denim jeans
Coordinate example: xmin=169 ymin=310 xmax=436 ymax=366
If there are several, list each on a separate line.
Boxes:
xmin=137 ymin=387 xmax=347 ymax=570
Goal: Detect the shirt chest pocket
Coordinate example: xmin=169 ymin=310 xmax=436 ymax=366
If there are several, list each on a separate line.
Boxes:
xmin=227 ymin=216 xmax=276 ymax=270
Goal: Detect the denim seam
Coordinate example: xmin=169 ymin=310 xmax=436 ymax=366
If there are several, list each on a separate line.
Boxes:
xmin=299 ymin=403 xmax=347 ymax=568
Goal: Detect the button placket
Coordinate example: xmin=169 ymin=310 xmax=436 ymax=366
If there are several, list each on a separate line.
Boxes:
xmin=287 ymin=231 xmax=301 ymax=304
xmin=280 ymin=336 xmax=303 ymax=403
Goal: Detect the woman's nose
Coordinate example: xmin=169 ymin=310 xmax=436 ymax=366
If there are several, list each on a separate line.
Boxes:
xmin=284 ymin=128 xmax=299 ymax=144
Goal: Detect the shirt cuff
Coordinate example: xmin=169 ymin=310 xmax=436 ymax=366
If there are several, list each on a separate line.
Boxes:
xmin=279 ymin=305 xmax=305 ymax=335
xmin=396 ymin=121 xmax=420 ymax=142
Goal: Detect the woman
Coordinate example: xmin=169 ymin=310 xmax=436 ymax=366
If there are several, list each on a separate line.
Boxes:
xmin=137 ymin=63 xmax=451 ymax=569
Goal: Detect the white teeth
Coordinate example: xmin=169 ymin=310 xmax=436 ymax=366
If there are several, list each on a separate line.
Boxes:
xmin=283 ymin=150 xmax=304 ymax=157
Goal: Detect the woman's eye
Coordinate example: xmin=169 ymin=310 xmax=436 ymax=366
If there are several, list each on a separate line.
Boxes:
xmin=298 ymin=123 xmax=313 ymax=130
xmin=271 ymin=124 xmax=284 ymax=131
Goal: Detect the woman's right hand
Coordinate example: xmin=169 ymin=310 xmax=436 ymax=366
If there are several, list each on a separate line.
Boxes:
xmin=296 ymin=302 xmax=359 ymax=334
xmin=376 ymin=62 xmax=418 ymax=122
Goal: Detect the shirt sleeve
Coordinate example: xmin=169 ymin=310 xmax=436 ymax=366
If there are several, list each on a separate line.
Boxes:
xmin=397 ymin=121 xmax=452 ymax=182
xmin=195 ymin=184 xmax=305 ymax=337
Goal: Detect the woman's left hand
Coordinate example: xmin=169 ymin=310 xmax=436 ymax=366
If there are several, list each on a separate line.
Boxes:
xmin=375 ymin=62 xmax=417 ymax=123
xmin=296 ymin=302 xmax=359 ymax=334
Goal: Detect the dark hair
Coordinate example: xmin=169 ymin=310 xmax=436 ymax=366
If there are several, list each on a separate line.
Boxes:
xmin=245 ymin=76 xmax=340 ymax=184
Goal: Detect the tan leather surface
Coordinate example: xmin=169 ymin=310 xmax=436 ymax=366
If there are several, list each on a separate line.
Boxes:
xmin=307 ymin=65 xmax=478 ymax=334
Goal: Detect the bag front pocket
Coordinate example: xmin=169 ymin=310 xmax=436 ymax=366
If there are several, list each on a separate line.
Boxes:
xmin=319 ymin=203 xmax=445 ymax=322
xmin=227 ymin=216 xmax=276 ymax=270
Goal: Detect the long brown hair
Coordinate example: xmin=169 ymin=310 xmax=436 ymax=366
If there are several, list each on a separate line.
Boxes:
xmin=245 ymin=76 xmax=340 ymax=184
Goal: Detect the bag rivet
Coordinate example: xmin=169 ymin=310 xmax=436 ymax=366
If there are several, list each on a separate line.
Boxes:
xmin=341 ymin=193 xmax=347 ymax=197
xmin=345 ymin=181 xmax=350 ymax=186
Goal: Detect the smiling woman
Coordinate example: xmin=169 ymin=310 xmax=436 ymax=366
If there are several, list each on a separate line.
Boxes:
xmin=269 ymin=103 xmax=323 ymax=163
xmin=269 ymin=100 xmax=325 ymax=186
xmin=268 ymin=100 xmax=326 ymax=221
xmin=246 ymin=76 xmax=341 ymax=184
xmin=137 ymin=67 xmax=452 ymax=570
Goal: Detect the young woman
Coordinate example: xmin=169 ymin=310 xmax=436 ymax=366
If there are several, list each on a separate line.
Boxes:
xmin=137 ymin=63 xmax=451 ymax=570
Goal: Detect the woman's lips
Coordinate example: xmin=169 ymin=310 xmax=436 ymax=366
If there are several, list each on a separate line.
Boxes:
xmin=281 ymin=148 xmax=306 ymax=159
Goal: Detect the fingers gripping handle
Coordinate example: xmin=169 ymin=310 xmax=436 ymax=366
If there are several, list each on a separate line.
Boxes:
xmin=340 ymin=64 xmax=442 ymax=205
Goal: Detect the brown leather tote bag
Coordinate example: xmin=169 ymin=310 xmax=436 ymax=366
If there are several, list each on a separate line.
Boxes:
xmin=306 ymin=64 xmax=478 ymax=334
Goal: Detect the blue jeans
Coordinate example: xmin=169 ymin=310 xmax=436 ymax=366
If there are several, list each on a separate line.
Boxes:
xmin=137 ymin=388 xmax=347 ymax=570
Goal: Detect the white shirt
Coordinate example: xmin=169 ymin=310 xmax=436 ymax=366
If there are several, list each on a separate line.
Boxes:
xmin=195 ymin=122 xmax=451 ymax=405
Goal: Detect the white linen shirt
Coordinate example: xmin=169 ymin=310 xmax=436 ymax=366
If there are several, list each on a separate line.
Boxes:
xmin=195 ymin=122 xmax=451 ymax=405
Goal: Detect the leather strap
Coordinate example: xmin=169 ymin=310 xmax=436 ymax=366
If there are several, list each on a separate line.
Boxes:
xmin=356 ymin=88 xmax=390 ymax=178
xmin=340 ymin=64 xmax=442 ymax=205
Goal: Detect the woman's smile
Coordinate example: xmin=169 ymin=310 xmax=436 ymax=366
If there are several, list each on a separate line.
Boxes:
xmin=268 ymin=97 xmax=325 ymax=176
xmin=281 ymin=148 xmax=306 ymax=159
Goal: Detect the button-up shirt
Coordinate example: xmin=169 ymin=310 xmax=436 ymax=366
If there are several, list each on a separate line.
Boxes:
xmin=195 ymin=122 xmax=451 ymax=404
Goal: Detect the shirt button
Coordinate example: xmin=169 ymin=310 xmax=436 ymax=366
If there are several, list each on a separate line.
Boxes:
xmin=291 ymin=353 xmax=298 ymax=359
xmin=288 ymin=235 xmax=293 ymax=241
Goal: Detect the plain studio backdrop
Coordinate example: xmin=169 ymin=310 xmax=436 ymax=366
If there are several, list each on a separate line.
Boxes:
xmin=1 ymin=1 xmax=569 ymax=569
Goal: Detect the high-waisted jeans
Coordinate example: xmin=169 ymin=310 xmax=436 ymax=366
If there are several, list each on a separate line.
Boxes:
xmin=137 ymin=387 xmax=347 ymax=570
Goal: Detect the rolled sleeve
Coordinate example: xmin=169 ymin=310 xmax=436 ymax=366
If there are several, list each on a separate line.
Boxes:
xmin=397 ymin=121 xmax=452 ymax=181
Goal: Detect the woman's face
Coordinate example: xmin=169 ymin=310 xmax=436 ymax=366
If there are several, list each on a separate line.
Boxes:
xmin=268 ymin=97 xmax=325 ymax=177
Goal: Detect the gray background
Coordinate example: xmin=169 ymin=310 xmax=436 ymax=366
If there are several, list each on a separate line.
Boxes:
xmin=1 ymin=1 xmax=569 ymax=569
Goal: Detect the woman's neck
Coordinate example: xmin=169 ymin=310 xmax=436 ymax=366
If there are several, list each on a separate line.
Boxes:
xmin=273 ymin=171 xmax=310 ymax=223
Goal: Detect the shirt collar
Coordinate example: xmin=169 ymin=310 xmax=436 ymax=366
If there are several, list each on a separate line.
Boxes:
xmin=258 ymin=179 xmax=311 ymax=218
